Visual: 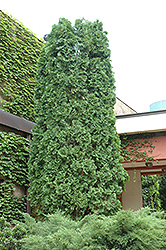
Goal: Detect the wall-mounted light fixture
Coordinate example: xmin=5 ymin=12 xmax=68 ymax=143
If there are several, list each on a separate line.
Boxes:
xmin=162 ymin=168 xmax=166 ymax=173
xmin=145 ymin=162 xmax=153 ymax=168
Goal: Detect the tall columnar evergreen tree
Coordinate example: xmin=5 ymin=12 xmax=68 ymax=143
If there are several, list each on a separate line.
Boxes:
xmin=28 ymin=18 xmax=128 ymax=219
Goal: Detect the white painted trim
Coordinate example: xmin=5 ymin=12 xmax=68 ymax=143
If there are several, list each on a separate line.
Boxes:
xmin=116 ymin=112 xmax=166 ymax=134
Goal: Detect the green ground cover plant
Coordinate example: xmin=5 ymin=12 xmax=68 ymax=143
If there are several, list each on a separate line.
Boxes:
xmin=19 ymin=208 xmax=166 ymax=250
xmin=0 ymin=217 xmax=26 ymax=250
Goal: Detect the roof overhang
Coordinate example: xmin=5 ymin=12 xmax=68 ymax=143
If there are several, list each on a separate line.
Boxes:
xmin=116 ymin=109 xmax=166 ymax=135
xmin=0 ymin=109 xmax=35 ymax=135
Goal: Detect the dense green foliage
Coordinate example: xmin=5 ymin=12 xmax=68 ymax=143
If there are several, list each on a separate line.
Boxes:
xmin=20 ymin=208 xmax=166 ymax=249
xmin=142 ymin=175 xmax=161 ymax=211
xmin=0 ymin=11 xmax=43 ymax=222
xmin=0 ymin=217 xmax=26 ymax=250
xmin=0 ymin=132 xmax=29 ymax=222
xmin=0 ymin=132 xmax=29 ymax=186
xmin=28 ymin=18 xmax=128 ymax=219
xmin=0 ymin=10 xmax=43 ymax=121
xmin=159 ymin=175 xmax=166 ymax=211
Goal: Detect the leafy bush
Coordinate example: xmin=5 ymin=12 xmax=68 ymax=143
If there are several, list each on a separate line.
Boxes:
xmin=0 ymin=217 xmax=26 ymax=250
xmin=142 ymin=175 xmax=161 ymax=211
xmin=20 ymin=208 xmax=166 ymax=249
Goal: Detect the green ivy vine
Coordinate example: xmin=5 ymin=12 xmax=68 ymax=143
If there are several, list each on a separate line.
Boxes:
xmin=0 ymin=132 xmax=29 ymax=222
xmin=0 ymin=10 xmax=43 ymax=122
xmin=0 ymin=11 xmax=43 ymax=222
xmin=0 ymin=181 xmax=27 ymax=222
xmin=120 ymin=133 xmax=156 ymax=163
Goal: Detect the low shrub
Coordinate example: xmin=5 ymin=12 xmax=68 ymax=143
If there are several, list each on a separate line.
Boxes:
xmin=20 ymin=208 xmax=166 ymax=249
xmin=0 ymin=217 xmax=26 ymax=250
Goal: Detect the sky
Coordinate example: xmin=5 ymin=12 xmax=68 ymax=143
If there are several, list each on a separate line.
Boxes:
xmin=1 ymin=0 xmax=166 ymax=113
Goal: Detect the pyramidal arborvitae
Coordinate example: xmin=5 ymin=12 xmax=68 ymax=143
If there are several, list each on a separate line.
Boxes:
xmin=28 ymin=18 xmax=128 ymax=219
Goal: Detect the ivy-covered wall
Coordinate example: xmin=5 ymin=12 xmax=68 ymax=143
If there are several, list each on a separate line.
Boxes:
xmin=0 ymin=132 xmax=29 ymax=222
xmin=0 ymin=11 xmax=43 ymax=222
xmin=0 ymin=10 xmax=43 ymax=122
xmin=120 ymin=133 xmax=156 ymax=163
